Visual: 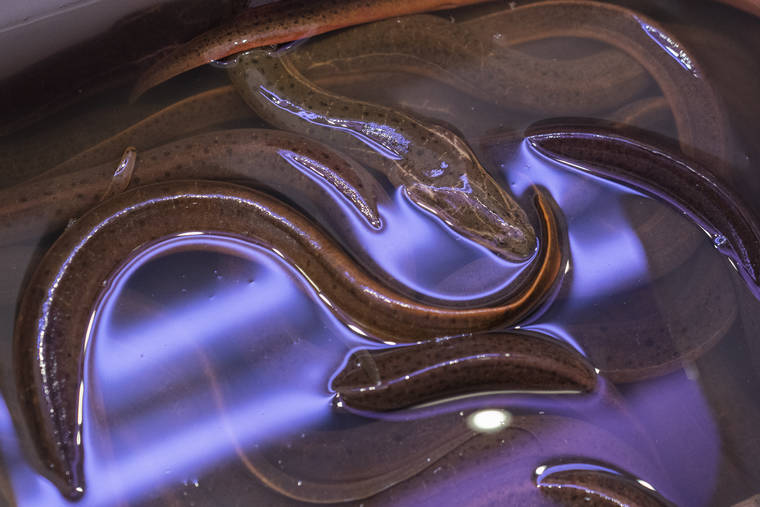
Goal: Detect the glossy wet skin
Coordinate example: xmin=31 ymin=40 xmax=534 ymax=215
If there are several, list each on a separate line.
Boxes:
xmin=131 ymin=0 xmax=492 ymax=100
xmin=332 ymin=331 xmax=597 ymax=412
xmin=288 ymin=14 xmax=651 ymax=116
xmin=7 ymin=0 xmax=758 ymax=505
xmin=527 ymin=125 xmax=760 ymax=300
xmin=0 ymin=129 xmax=383 ymax=247
xmin=14 ymin=180 xmax=561 ymax=498
xmin=228 ymin=47 xmax=537 ymax=259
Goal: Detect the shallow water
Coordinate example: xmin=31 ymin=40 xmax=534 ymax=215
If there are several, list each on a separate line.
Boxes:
xmin=1 ymin=1 xmax=759 ymax=506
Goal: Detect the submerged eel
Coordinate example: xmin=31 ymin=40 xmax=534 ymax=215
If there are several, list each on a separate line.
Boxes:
xmin=288 ymin=14 xmax=650 ymax=116
xmin=131 ymin=0 xmax=491 ymax=101
xmin=228 ymin=48 xmax=535 ymax=259
xmin=33 ymin=86 xmax=251 ymax=181
xmin=0 ymin=129 xmax=383 ymax=248
xmin=15 ymin=180 xmax=561 ymax=498
xmin=527 ymin=125 xmax=760 ymax=300
xmin=461 ymin=0 xmax=730 ymax=171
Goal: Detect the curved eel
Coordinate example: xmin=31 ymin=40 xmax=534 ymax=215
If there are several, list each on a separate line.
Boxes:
xmin=288 ymin=14 xmax=650 ymax=116
xmin=527 ymin=126 xmax=760 ymax=301
xmin=133 ymin=0 xmax=728 ymax=173
xmin=332 ymin=331 xmax=597 ymax=412
xmin=534 ymin=460 xmax=675 ymax=506
xmin=0 ymin=129 xmax=382 ymax=248
xmin=228 ymin=48 xmax=536 ymax=259
xmin=196 ymin=350 xmax=479 ymax=505
xmin=464 ymin=0 xmax=730 ymax=172
xmin=14 ymin=179 xmax=561 ymax=498
xmin=131 ymin=0 xmax=490 ymax=100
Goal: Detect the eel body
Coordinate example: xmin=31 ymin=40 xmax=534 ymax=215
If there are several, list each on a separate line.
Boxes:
xmin=131 ymin=0 xmax=490 ymax=100
xmin=527 ymin=127 xmax=760 ymax=300
xmin=14 ymin=180 xmax=560 ymax=498
xmin=228 ymin=48 xmax=536 ymax=259
xmin=332 ymin=331 xmax=597 ymax=412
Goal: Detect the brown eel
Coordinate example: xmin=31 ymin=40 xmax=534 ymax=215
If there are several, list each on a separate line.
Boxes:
xmin=228 ymin=48 xmax=536 ymax=259
xmin=286 ymin=14 xmax=650 ymax=116
xmin=131 ymin=0 xmax=491 ymax=101
xmin=14 ymin=179 xmax=561 ymax=498
xmin=534 ymin=459 xmax=675 ymax=506
xmin=464 ymin=0 xmax=730 ymax=173
xmin=0 ymin=129 xmax=383 ymax=249
xmin=527 ymin=125 xmax=760 ymax=301
xmin=332 ymin=331 xmax=597 ymax=412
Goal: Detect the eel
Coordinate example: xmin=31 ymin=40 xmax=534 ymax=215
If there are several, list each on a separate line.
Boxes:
xmin=131 ymin=0 xmax=491 ymax=100
xmin=33 ymin=86 xmax=253 ymax=181
xmin=716 ymin=0 xmax=760 ymax=18
xmin=462 ymin=0 xmax=730 ymax=173
xmin=0 ymin=129 xmax=383 ymax=248
xmin=228 ymin=48 xmax=536 ymax=259
xmin=527 ymin=126 xmax=760 ymax=301
xmin=534 ymin=460 xmax=675 ymax=506
xmin=331 ymin=331 xmax=597 ymax=412
xmin=359 ymin=414 xmax=672 ymax=505
xmin=14 ymin=179 xmax=561 ymax=498
xmin=288 ymin=14 xmax=650 ymax=116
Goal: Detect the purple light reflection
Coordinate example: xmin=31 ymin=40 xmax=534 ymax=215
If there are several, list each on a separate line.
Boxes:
xmin=94 ymin=235 xmax=308 ymax=382
xmin=359 ymin=187 xmax=529 ymax=302
xmin=501 ymin=141 xmax=652 ymax=299
xmin=0 ymin=395 xmax=66 ymax=506
xmin=82 ymin=386 xmax=331 ymax=506
xmin=258 ymin=85 xmax=409 ymax=160
xmin=90 ymin=234 xmax=367 ymax=413
xmin=635 ymin=16 xmax=699 ymax=77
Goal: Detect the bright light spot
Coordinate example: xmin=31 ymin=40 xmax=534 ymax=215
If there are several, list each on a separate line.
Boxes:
xmin=176 ymin=231 xmax=204 ymax=237
xmin=76 ymin=381 xmax=85 ymax=426
xmin=347 ymin=324 xmax=368 ymax=337
xmin=637 ymin=479 xmax=656 ymax=491
xmin=535 ymin=465 xmax=547 ymax=476
xmin=466 ymin=409 xmax=512 ymax=433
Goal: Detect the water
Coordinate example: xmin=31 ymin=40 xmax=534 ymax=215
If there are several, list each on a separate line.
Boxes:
xmin=1 ymin=1 xmax=759 ymax=506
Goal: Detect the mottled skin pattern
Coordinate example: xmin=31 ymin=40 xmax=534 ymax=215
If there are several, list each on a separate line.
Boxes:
xmin=332 ymin=331 xmax=597 ymax=411
xmin=528 ymin=127 xmax=760 ymax=301
xmin=14 ymin=180 xmax=561 ymax=498
xmin=229 ymin=48 xmax=536 ymax=259
xmin=35 ymin=86 xmax=251 ymax=181
xmin=535 ymin=461 xmax=674 ymax=506
xmin=0 ymin=129 xmax=382 ymax=247
xmin=463 ymin=0 xmax=731 ymax=174
xmin=289 ymin=14 xmax=650 ymax=115
xmin=131 ymin=0 xmax=491 ymax=100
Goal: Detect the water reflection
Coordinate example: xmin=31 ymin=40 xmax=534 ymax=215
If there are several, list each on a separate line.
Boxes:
xmin=2 ymin=128 xmax=745 ymax=506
